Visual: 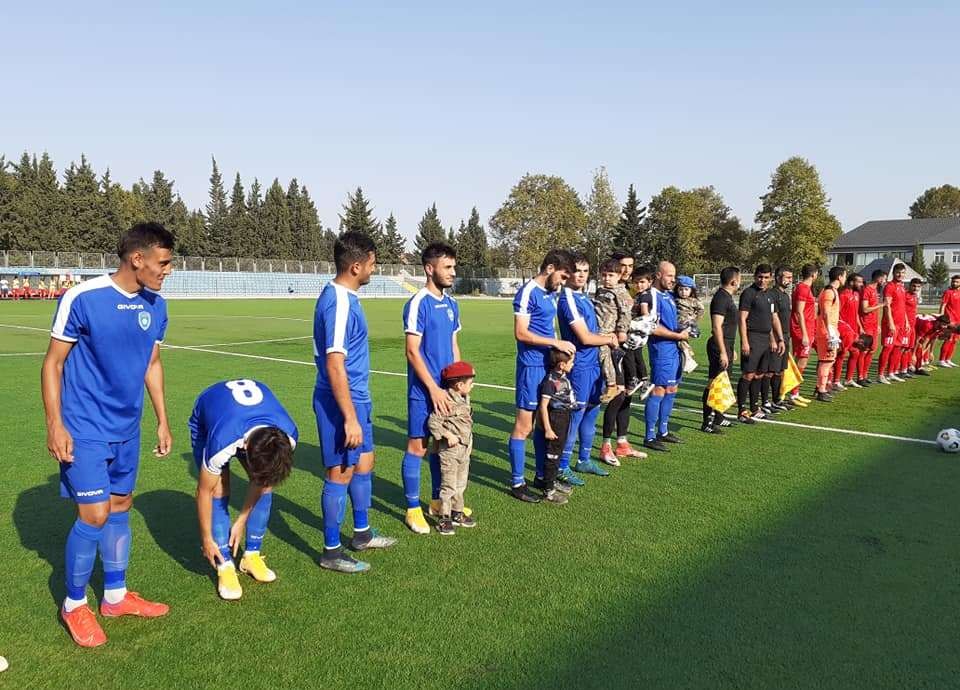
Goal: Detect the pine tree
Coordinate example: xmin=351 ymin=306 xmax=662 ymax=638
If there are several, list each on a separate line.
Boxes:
xmin=910 ymin=241 xmax=927 ymax=277
xmin=455 ymin=206 xmax=488 ymax=269
xmin=928 ymin=258 xmax=950 ymax=289
xmin=414 ymin=203 xmax=447 ymax=254
xmin=380 ymin=213 xmax=407 ymax=264
xmin=612 ymin=184 xmax=648 ymax=261
xmin=261 ymin=179 xmax=292 ymax=258
xmin=61 ymin=154 xmax=108 ymax=251
xmin=136 ymin=170 xmax=188 ymax=247
xmin=205 ymin=157 xmax=229 ymax=256
xmin=339 ymin=187 xmax=379 ymax=236
xmin=101 ymin=169 xmax=143 ymax=250
xmin=297 ymin=184 xmax=325 ymax=261
xmin=583 ymin=167 xmax=620 ymax=268
xmin=178 ymin=210 xmax=206 ymax=257
xmin=11 ymin=153 xmax=40 ymax=250
xmin=244 ymin=178 xmax=264 ymax=257
xmin=286 ymin=179 xmax=305 ymax=258
xmin=224 ymin=173 xmax=246 ymax=257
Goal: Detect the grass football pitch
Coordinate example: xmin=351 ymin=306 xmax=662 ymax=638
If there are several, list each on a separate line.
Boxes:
xmin=1 ymin=297 xmax=958 ymax=688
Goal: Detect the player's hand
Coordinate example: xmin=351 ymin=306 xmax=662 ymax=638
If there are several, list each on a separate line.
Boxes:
xmin=678 ymin=328 xmax=691 ymax=342
xmin=554 ymin=339 xmax=576 ymax=356
xmin=720 ymin=353 xmax=729 ymax=370
xmin=430 ymin=386 xmax=451 ymax=416
xmin=777 ymin=340 xmax=786 ymax=355
xmin=617 ymin=332 xmax=627 ymax=344
xmin=228 ymin=518 xmax=246 ymax=557
xmin=801 ymin=336 xmax=809 ymax=348
xmin=608 ymin=333 xmax=619 ymax=348
xmin=47 ymin=422 xmax=74 ymax=463
xmin=344 ymin=418 xmax=363 ymax=449
xmin=154 ymin=423 xmax=172 ymax=458
xmin=202 ymin=536 xmax=225 ymax=569
xmin=545 ymin=429 xmax=558 ymax=440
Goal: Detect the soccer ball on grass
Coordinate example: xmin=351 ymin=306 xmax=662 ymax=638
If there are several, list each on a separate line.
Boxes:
xmin=935 ymin=428 xmax=960 ymax=453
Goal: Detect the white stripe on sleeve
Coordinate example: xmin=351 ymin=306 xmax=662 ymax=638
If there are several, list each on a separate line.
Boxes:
xmin=327 ymin=284 xmax=350 ymax=355
xmin=564 ymin=288 xmax=583 ymax=324
xmin=514 ymin=280 xmax=536 ymax=317
xmin=404 ymin=289 xmax=427 ymax=335
xmin=50 ymin=274 xmax=109 ymax=342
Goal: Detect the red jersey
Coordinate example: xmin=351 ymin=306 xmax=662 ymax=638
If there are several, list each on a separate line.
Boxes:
xmin=884 ymin=281 xmax=907 ymax=325
xmin=861 ymin=284 xmax=880 ymax=332
xmin=905 ymin=291 xmax=918 ymax=324
xmin=838 ymin=288 xmax=860 ymax=329
xmin=791 ymin=281 xmax=816 ymax=338
xmin=941 ymin=287 xmax=960 ymax=322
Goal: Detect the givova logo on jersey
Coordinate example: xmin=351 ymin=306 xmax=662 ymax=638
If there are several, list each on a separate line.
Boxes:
xmin=138 ymin=311 xmax=152 ymax=331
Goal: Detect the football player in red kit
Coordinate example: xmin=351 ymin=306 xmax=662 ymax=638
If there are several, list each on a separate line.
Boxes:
xmin=938 ymin=274 xmax=960 ymax=367
xmin=856 ymin=269 xmax=885 ymax=386
xmin=896 ymin=278 xmax=922 ymax=377
xmin=878 ymin=264 xmax=909 ymax=384
xmin=833 ymin=273 xmax=863 ymax=389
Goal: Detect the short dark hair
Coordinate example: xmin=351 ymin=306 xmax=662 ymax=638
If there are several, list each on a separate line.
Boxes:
xmin=550 ymin=349 xmax=572 ymax=367
xmin=118 ymin=222 xmax=174 ymax=259
xmin=892 ymin=262 xmax=906 ymax=273
xmin=775 ymin=266 xmax=792 ymax=280
xmin=951 ymin=274 xmax=960 ymax=281
xmin=600 ymin=258 xmax=621 ymax=274
xmin=845 ymin=273 xmax=862 ymax=288
xmin=243 ymin=427 xmax=294 ymax=487
xmin=334 ymin=231 xmax=376 ymax=273
xmin=871 ymin=269 xmax=886 ymax=281
xmin=421 ymin=242 xmax=456 ymax=266
xmin=540 ymin=249 xmax=574 ymax=273
xmin=754 ymin=263 xmax=773 ymax=276
xmin=800 ymin=263 xmax=819 ymax=279
xmin=570 ymin=251 xmax=589 ymax=267
xmin=909 ymin=277 xmax=923 ymax=287
xmin=609 ymin=252 xmax=627 ymax=263
xmin=720 ymin=266 xmax=740 ymax=285
xmin=632 ymin=264 xmax=655 ymax=281
xmin=828 ymin=266 xmax=846 ymax=282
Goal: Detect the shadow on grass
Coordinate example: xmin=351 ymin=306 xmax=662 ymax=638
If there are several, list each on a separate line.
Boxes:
xmin=464 ymin=391 xmax=960 ymax=689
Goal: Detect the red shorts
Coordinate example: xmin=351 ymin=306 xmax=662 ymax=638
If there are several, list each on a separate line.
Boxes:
xmin=838 ymin=322 xmax=857 ymax=350
xmin=881 ymin=324 xmax=907 ymax=348
xmin=792 ymin=336 xmax=811 ymax=358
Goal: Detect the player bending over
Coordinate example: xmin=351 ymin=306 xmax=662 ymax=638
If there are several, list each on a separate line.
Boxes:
xmin=190 ymin=379 xmax=297 ymax=600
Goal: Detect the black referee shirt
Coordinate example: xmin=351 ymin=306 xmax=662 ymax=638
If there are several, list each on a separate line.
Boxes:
xmin=739 ymin=283 xmax=776 ymax=333
xmin=710 ymin=288 xmax=739 ymax=343
xmin=773 ymin=287 xmax=791 ymax=334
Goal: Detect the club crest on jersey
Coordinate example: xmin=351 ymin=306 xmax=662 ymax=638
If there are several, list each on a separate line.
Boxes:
xmin=447 ymin=308 xmax=454 ymax=322
xmin=138 ymin=311 xmax=152 ymax=331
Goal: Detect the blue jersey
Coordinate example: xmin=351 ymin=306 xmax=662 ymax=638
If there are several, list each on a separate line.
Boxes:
xmin=50 ymin=274 xmax=168 ymax=441
xmin=189 ymin=379 xmax=298 ymax=476
xmin=647 ymin=287 xmax=680 ymax=356
xmin=513 ymin=279 xmax=558 ymax=367
xmin=313 ymin=281 xmax=371 ymax=403
xmin=403 ymin=288 xmax=461 ymax=401
xmin=557 ymin=287 xmax=599 ymax=371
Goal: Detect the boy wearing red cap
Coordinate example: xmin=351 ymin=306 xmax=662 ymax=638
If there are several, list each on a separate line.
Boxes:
xmin=427 ymin=361 xmax=477 ymax=535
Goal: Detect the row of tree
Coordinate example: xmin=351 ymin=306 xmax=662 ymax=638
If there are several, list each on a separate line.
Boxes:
xmin=1 ymin=150 xmax=957 ymax=274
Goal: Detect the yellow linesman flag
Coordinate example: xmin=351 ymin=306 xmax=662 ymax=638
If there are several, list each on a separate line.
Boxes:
xmin=706 ymin=371 xmax=737 ymax=412
xmin=780 ymin=354 xmax=803 ymax=397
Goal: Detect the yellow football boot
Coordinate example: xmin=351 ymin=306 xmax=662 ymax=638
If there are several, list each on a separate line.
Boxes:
xmin=239 ymin=553 xmax=277 ymax=583
xmin=218 ymin=564 xmax=243 ymax=600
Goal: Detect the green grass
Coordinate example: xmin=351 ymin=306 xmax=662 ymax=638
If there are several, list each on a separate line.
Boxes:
xmin=1 ymin=297 xmax=959 ymax=689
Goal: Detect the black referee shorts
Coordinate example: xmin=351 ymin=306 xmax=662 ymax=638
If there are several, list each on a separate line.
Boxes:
xmin=707 ymin=337 xmax=734 ymax=380
xmin=741 ymin=332 xmax=771 ymax=374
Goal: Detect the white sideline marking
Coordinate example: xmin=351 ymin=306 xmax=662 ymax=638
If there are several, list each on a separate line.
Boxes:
xmin=170 ymin=335 xmax=313 ymax=348
xmin=164 ymin=342 xmax=934 ymax=444
xmin=0 ymin=352 xmax=45 ymax=357
xmin=0 ymin=323 xmax=49 ymax=333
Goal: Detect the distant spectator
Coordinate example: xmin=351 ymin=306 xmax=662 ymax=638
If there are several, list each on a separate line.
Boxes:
xmin=0 ymin=278 xmax=9 ymax=298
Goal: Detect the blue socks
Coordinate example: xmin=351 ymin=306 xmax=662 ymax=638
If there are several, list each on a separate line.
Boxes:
xmin=321 ymin=481 xmax=349 ymax=549
xmin=578 ymin=405 xmax=601 ymax=463
xmin=245 ymin=492 xmax=272 ymax=552
xmin=644 ymin=393 xmax=664 ymax=441
xmin=401 ymin=452 xmax=421 ymax=509
xmin=532 ymin=428 xmax=546 ymax=479
xmin=65 ymin=519 xmax=103 ymax=601
xmin=428 ymin=453 xmax=441 ymax=500
xmin=659 ymin=392 xmax=677 ymax=436
xmin=560 ymin=406 xmax=587 ymax=470
xmin=508 ymin=438 xmax=526 ymax=487
xmin=348 ymin=471 xmax=372 ymax=532
xmin=211 ymin=496 xmax=233 ymax=563
xmin=99 ymin=511 xmax=131 ymax=592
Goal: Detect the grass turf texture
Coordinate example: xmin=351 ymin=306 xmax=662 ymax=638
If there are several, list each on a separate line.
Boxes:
xmin=1 ymin=297 xmax=959 ymax=689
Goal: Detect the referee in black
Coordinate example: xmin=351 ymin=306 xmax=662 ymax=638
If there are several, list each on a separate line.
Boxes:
xmin=767 ymin=266 xmax=794 ymax=411
xmin=701 ymin=266 xmax=741 ymax=433
xmin=736 ymin=264 xmax=785 ymax=423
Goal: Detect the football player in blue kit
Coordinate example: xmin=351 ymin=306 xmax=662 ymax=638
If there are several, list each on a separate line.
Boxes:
xmin=401 ymin=242 xmax=467 ymax=534
xmin=314 ymin=232 xmax=397 ymax=573
xmin=508 ymin=250 xmax=576 ymax=503
xmin=643 ymin=261 xmax=691 ymax=452
xmin=189 ymin=379 xmax=298 ymax=600
xmin=555 ymin=253 xmax=619 ymax=480
xmin=41 ymin=223 xmax=174 ymax=647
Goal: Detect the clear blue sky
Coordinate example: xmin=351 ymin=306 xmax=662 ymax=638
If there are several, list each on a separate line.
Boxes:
xmin=3 ymin=1 xmax=957 ymax=245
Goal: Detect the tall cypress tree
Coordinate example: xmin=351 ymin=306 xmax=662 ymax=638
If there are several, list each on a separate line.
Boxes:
xmin=261 ymin=179 xmax=292 ymax=258
xmin=298 ymin=185 xmax=325 ymax=261
xmin=455 ymin=206 xmax=488 ymax=269
xmin=205 ymin=156 xmax=228 ymax=256
xmin=0 ymin=156 xmax=19 ymax=250
xmin=613 ymin=184 xmax=648 ymax=260
xmin=224 ymin=173 xmax=246 ymax=257
xmin=380 ymin=213 xmax=406 ymax=263
xmin=414 ymin=203 xmax=446 ymax=254
xmin=244 ymin=178 xmax=264 ymax=257
xmin=101 ymin=169 xmax=142 ymax=250
xmin=61 ymin=154 xmax=108 ymax=251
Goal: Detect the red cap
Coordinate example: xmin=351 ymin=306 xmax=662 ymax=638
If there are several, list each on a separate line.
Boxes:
xmin=441 ymin=361 xmax=476 ymax=382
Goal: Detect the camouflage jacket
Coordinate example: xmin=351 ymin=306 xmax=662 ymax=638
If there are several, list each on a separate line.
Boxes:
xmin=593 ymin=285 xmax=632 ymax=335
xmin=427 ymin=390 xmax=473 ymax=447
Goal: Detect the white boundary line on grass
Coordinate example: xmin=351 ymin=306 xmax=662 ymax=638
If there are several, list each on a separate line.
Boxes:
xmin=0 ymin=323 xmax=48 ymax=333
xmin=170 ymin=335 xmax=314 ymax=348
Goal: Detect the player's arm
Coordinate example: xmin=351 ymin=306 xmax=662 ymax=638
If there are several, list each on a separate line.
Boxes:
xmin=144 ymin=343 xmax=172 ymax=457
xmin=569 ymin=319 xmax=617 ymax=348
xmin=326 ymin=352 xmax=362 ymax=448
xmin=452 ymin=330 xmax=461 ymax=362
xmin=884 ymin=291 xmax=895 ymax=329
xmin=711 ymin=312 xmax=729 ymax=369
xmin=538 ymin=395 xmax=556 ymax=439
xmin=651 ymin=323 xmax=690 ymax=341
xmin=196 ymin=469 xmax=226 ymax=568
xmin=772 ymin=312 xmax=785 ymax=355
xmin=515 ymin=315 xmax=574 ymax=355
xmin=738 ymin=309 xmax=750 ymax=354
xmin=796 ymin=300 xmax=809 ymax=345
xmin=41 ymin=338 xmax=75 ymax=463
xmin=406 ymin=332 xmax=451 ymax=415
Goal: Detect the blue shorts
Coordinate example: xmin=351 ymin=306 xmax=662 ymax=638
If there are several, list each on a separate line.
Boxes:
xmin=569 ymin=365 xmax=603 ymax=407
xmin=407 ymin=397 xmax=431 ymax=438
xmin=60 ymin=435 xmax=141 ymax=504
xmin=649 ymin=347 xmax=683 ymax=387
xmin=314 ymin=394 xmax=374 ymax=468
xmin=515 ymin=364 xmax=546 ymax=411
